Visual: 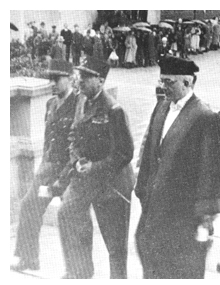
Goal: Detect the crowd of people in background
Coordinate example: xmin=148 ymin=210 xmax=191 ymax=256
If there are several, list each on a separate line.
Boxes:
xmin=23 ymin=16 xmax=220 ymax=69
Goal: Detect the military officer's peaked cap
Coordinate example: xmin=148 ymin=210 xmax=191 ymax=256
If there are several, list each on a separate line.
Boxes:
xmin=47 ymin=59 xmax=73 ymax=78
xmin=74 ymin=56 xmax=110 ymax=79
xmin=159 ymin=55 xmax=199 ymax=76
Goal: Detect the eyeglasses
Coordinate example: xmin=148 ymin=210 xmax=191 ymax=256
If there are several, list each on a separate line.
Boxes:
xmin=159 ymin=78 xmax=178 ymax=85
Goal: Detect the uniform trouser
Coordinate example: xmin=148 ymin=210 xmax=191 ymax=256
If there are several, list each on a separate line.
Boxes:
xmin=72 ymin=50 xmax=81 ymax=66
xmin=65 ymin=44 xmax=71 ymax=62
xmin=58 ymin=172 xmax=131 ymax=279
xmin=14 ymin=162 xmax=60 ymax=262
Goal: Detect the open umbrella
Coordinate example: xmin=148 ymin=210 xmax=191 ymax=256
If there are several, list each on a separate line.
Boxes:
xmin=159 ymin=22 xmax=173 ymax=29
xmin=182 ymin=21 xmax=194 ymax=25
xmin=134 ymin=27 xmax=152 ymax=33
xmin=10 ymin=23 xmax=18 ymax=31
xmin=163 ymin=19 xmax=176 ymax=24
xmin=133 ymin=22 xmax=151 ymax=28
xmin=192 ymin=19 xmax=207 ymax=26
xmin=113 ymin=26 xmax=131 ymax=32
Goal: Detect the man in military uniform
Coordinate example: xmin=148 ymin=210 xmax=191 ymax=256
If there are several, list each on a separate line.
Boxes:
xmin=56 ymin=56 xmax=135 ymax=279
xmin=10 ymin=59 xmax=77 ymax=271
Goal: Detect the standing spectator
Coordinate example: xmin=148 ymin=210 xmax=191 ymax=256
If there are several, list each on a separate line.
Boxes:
xmin=25 ymin=22 xmax=35 ymax=59
xmin=147 ymin=31 xmax=157 ymax=66
xmin=39 ymin=22 xmax=48 ymax=40
xmin=99 ymin=21 xmax=113 ymax=37
xmin=50 ymin=36 xmax=66 ymax=60
xmin=115 ymin=31 xmax=126 ymax=67
xmin=71 ymin=24 xmax=84 ymax=66
xmin=143 ymin=32 xmax=149 ymax=67
xmin=135 ymin=55 xmax=220 ymax=279
xmin=157 ymin=37 xmax=170 ymax=60
xmin=104 ymin=21 xmax=113 ymax=37
xmin=33 ymin=31 xmax=43 ymax=60
xmin=100 ymin=24 xmax=105 ymax=35
xmin=191 ymin=23 xmax=201 ymax=54
xmin=109 ymin=33 xmax=119 ymax=67
xmin=124 ymin=30 xmax=137 ymax=68
xmin=176 ymin=24 xmax=184 ymax=57
xmin=58 ymin=56 xmax=135 ymax=279
xmin=206 ymin=21 xmax=213 ymax=51
xmin=61 ymin=23 xmax=72 ymax=62
xmin=102 ymin=33 xmax=112 ymax=61
xmin=136 ymin=31 xmax=144 ymax=67
xmin=31 ymin=21 xmax=38 ymax=38
xmin=212 ymin=21 xmax=220 ymax=50
xmin=83 ymin=30 xmax=94 ymax=56
xmin=49 ymin=25 xmax=59 ymax=45
xmin=93 ymin=31 xmax=104 ymax=60
xmin=168 ymin=28 xmax=178 ymax=56
xmin=24 ymin=22 xmax=33 ymax=43
xmin=39 ymin=22 xmax=51 ymax=58
xmin=83 ymin=23 xmax=96 ymax=37
xmin=183 ymin=27 xmax=191 ymax=58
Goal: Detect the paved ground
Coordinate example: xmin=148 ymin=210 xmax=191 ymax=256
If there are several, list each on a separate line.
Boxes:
xmin=10 ymin=49 xmax=220 ymax=279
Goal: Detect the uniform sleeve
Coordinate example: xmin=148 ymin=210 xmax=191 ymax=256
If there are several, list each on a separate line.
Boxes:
xmin=42 ymin=99 xmax=52 ymax=159
xmin=195 ymin=113 xmax=220 ymax=217
xmin=50 ymin=161 xmax=73 ymax=197
xmin=90 ymin=106 xmax=134 ymax=177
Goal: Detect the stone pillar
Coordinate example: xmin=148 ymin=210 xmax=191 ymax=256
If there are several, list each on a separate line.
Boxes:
xmin=10 ymin=77 xmax=52 ymax=223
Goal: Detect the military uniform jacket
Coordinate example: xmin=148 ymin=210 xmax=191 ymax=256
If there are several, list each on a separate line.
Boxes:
xmin=42 ymin=91 xmax=77 ymax=171
xmin=66 ymin=90 xmax=135 ymax=199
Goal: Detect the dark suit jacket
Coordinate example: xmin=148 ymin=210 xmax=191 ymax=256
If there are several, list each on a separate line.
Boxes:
xmin=72 ymin=32 xmax=84 ymax=52
xmin=135 ymin=94 xmax=220 ymax=278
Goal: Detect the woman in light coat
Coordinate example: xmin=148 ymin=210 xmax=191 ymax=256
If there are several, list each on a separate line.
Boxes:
xmin=124 ymin=31 xmax=137 ymax=68
xmin=191 ymin=24 xmax=201 ymax=54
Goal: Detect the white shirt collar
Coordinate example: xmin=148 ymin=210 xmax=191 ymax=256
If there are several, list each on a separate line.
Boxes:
xmin=170 ymin=90 xmax=193 ymax=112
xmin=88 ymin=89 xmax=102 ymax=103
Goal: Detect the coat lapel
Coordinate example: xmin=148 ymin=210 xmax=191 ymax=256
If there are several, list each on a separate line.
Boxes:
xmin=80 ymin=92 xmax=105 ymax=123
xmin=160 ymin=95 xmax=200 ymax=159
xmin=56 ymin=92 xmax=76 ymax=118
xmin=150 ymin=100 xmax=170 ymax=152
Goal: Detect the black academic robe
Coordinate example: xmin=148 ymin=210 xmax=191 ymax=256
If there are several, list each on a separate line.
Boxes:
xmin=135 ymin=94 xmax=220 ymax=279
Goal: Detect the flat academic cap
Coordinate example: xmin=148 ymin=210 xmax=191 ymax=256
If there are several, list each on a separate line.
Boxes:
xmin=47 ymin=59 xmax=73 ymax=78
xmin=159 ymin=55 xmax=199 ymax=76
xmin=74 ymin=56 xmax=110 ymax=79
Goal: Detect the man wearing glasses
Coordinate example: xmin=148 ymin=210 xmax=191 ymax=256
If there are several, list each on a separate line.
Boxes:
xmin=135 ymin=55 xmax=220 ymax=278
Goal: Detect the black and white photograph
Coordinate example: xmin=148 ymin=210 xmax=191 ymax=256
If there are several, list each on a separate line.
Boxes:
xmin=9 ymin=7 xmax=220 ymax=279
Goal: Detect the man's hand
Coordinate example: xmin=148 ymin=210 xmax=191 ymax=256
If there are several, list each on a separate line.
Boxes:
xmin=76 ymin=160 xmax=92 ymax=174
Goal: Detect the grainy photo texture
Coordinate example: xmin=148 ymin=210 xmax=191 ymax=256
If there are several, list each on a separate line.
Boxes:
xmin=10 ymin=10 xmax=220 ymax=279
